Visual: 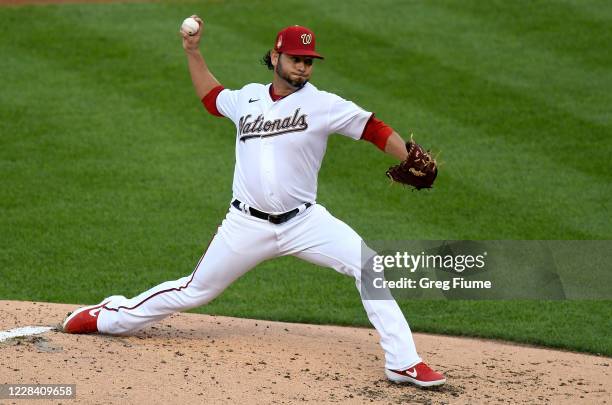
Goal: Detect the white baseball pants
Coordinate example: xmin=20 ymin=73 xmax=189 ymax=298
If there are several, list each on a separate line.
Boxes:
xmin=97 ymin=204 xmax=421 ymax=370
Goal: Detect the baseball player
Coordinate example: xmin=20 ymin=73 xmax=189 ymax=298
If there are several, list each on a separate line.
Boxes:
xmin=63 ymin=16 xmax=444 ymax=388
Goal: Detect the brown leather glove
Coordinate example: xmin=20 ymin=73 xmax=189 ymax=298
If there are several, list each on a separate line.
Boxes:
xmin=386 ymin=138 xmax=438 ymax=190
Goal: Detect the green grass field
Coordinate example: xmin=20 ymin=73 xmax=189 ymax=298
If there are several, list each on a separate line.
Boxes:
xmin=1 ymin=1 xmax=611 ymax=356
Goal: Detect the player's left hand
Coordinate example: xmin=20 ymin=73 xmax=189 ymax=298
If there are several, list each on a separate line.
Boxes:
xmin=386 ymin=137 xmax=438 ymax=190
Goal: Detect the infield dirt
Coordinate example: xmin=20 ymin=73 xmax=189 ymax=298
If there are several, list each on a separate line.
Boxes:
xmin=1 ymin=300 xmax=610 ymax=404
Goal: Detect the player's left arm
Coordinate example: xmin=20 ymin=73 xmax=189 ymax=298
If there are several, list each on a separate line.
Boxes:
xmin=360 ymin=116 xmax=408 ymax=160
xmin=383 ymin=131 xmax=409 ymax=161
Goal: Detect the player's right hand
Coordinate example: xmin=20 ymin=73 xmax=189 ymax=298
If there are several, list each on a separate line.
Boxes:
xmin=181 ymin=15 xmax=203 ymax=53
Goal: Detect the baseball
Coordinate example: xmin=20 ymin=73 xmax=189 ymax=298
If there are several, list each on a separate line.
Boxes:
xmin=181 ymin=17 xmax=199 ymax=36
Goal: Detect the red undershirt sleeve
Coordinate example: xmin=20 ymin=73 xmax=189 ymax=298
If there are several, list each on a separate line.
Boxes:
xmin=201 ymin=85 xmax=225 ymax=117
xmin=361 ymin=114 xmax=394 ymax=151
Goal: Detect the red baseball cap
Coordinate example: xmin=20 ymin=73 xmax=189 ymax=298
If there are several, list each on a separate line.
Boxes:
xmin=274 ymin=25 xmax=324 ymax=59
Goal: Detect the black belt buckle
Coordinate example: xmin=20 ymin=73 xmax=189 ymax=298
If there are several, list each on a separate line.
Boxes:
xmin=268 ymin=214 xmax=285 ymax=224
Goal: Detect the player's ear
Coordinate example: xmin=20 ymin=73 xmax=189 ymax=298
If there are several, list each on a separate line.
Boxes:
xmin=271 ymin=49 xmax=280 ymax=67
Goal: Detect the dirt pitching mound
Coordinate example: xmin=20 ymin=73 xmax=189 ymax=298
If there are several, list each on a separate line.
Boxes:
xmin=1 ymin=301 xmax=610 ymax=404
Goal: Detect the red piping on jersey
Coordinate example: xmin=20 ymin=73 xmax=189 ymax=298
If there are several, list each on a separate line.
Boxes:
xmin=202 ymin=85 xmax=225 ymax=117
xmin=361 ymin=114 xmax=394 ymax=151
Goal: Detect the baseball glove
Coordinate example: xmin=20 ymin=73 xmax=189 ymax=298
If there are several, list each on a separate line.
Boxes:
xmin=386 ymin=137 xmax=438 ymax=190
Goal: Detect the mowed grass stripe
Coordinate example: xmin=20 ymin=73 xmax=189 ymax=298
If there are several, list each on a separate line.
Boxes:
xmin=442 ymin=0 xmax=612 ymax=70
xmin=429 ymin=1 xmax=612 ymax=127
xmin=556 ymin=0 xmax=612 ymax=23
xmin=308 ymin=9 xmax=610 ymax=177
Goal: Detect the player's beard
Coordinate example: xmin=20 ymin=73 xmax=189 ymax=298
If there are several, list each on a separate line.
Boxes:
xmin=276 ymin=55 xmax=308 ymax=89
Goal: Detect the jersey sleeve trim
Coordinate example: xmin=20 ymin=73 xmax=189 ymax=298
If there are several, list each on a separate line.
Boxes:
xmin=201 ymin=85 xmax=225 ymax=117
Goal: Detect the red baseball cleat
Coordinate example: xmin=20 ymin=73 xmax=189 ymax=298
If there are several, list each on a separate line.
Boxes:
xmin=62 ymin=300 xmax=109 ymax=334
xmin=385 ymin=362 xmax=446 ymax=387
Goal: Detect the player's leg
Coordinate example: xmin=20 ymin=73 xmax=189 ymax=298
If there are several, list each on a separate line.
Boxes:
xmin=93 ymin=208 xmax=279 ymax=335
xmin=280 ymin=204 xmax=421 ymax=371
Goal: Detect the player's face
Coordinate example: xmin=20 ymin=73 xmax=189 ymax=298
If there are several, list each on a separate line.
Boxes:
xmin=274 ymin=53 xmax=314 ymax=89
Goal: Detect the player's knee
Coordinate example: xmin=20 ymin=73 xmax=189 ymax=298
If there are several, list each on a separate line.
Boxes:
xmin=183 ymin=283 xmax=225 ymax=305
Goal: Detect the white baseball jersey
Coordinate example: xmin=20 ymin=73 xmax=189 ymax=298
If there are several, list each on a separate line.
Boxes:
xmin=215 ymin=82 xmax=372 ymax=214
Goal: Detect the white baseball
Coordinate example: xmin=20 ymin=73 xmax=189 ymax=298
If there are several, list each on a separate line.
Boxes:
xmin=181 ymin=17 xmax=199 ymax=36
